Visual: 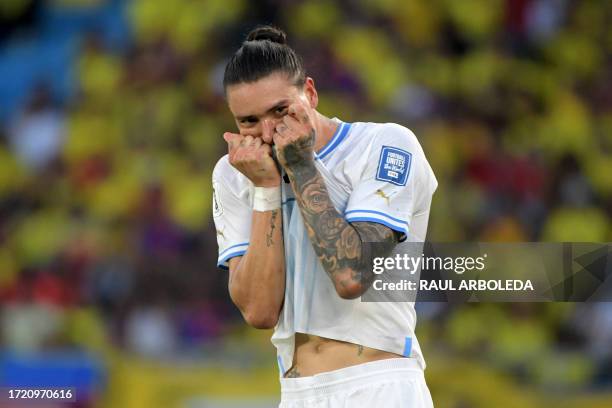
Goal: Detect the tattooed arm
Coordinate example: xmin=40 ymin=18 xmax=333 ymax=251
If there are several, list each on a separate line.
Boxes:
xmin=273 ymin=104 xmax=399 ymax=299
xmin=228 ymin=208 xmax=285 ymax=328
xmin=286 ymin=157 xmax=398 ymax=298
xmin=223 ymin=130 xmax=285 ymax=329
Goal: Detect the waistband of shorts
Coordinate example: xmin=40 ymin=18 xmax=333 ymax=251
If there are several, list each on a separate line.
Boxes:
xmin=280 ymin=358 xmax=424 ymax=399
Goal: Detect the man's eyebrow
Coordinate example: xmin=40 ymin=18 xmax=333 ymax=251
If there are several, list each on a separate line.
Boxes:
xmin=266 ymin=99 xmax=290 ymax=113
xmin=235 ymin=114 xmax=256 ymax=122
xmin=235 ymin=99 xmax=290 ymax=121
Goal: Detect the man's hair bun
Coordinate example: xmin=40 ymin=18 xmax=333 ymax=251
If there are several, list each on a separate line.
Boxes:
xmin=246 ymin=25 xmax=287 ymax=45
xmin=224 ymin=25 xmax=304 ymax=89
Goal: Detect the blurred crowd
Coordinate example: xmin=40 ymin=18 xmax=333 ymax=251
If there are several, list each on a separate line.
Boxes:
xmin=0 ymin=0 xmax=611 ymax=405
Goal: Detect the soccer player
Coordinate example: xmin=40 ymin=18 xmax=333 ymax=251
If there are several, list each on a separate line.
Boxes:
xmin=212 ymin=25 xmax=437 ymax=407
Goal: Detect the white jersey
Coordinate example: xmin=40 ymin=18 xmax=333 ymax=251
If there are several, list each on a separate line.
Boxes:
xmin=212 ymin=119 xmax=437 ymax=377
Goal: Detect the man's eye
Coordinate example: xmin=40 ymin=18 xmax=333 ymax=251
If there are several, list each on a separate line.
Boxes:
xmin=276 ymin=107 xmax=287 ymax=114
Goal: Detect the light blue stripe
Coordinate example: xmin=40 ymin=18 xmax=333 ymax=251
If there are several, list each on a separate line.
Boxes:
xmin=217 ymin=249 xmax=247 ymax=267
xmin=283 ymin=199 xmax=296 ymax=332
xmin=345 ymin=216 xmax=408 ymax=235
xmin=277 ymin=355 xmax=285 ymax=375
xmin=316 ymin=122 xmax=344 ymax=158
xmin=294 ymin=238 xmax=308 ymax=329
xmin=318 ymin=123 xmax=352 ymax=160
xmin=305 ymin=243 xmax=318 ymax=332
xmin=345 ymin=209 xmax=407 ymax=225
xmin=403 ymin=336 xmax=412 ymax=357
xmin=317 ymin=122 xmax=345 ymax=158
xmin=218 ymin=242 xmax=249 ymax=258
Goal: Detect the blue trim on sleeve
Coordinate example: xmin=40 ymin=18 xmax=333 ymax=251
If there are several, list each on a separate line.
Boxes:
xmin=218 ymin=242 xmax=249 ymax=259
xmin=217 ymin=242 xmax=249 ymax=268
xmin=345 ymin=209 xmax=407 ymax=225
xmin=217 ymin=249 xmax=247 ymax=268
xmin=345 ymin=216 xmax=408 ymax=236
xmin=403 ymin=337 xmax=412 ymax=357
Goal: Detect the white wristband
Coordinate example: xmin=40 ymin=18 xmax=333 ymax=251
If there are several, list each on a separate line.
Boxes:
xmin=253 ymin=186 xmax=281 ymax=212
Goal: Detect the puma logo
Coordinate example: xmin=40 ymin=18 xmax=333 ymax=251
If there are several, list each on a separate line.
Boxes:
xmin=375 ymin=189 xmax=392 ymax=206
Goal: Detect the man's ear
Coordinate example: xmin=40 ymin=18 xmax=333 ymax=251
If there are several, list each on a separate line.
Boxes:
xmin=303 ymin=77 xmax=318 ymax=109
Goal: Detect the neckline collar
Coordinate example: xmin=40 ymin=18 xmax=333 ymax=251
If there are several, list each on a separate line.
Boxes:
xmin=316 ymin=119 xmax=352 ymax=160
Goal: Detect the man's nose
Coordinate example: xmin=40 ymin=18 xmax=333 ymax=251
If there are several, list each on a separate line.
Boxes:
xmin=265 ymin=118 xmax=283 ymax=134
xmin=239 ymin=126 xmax=261 ymax=138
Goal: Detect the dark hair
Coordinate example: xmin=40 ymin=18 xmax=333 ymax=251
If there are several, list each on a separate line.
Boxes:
xmin=223 ymin=25 xmax=306 ymax=90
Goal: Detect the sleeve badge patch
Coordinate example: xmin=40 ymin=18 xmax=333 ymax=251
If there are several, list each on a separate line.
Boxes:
xmin=376 ymin=146 xmax=412 ymax=186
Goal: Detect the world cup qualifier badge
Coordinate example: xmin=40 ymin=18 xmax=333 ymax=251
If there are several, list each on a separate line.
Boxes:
xmin=376 ymin=146 xmax=412 ymax=186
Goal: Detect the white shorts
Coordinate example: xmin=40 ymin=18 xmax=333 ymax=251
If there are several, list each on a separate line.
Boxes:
xmin=279 ymin=358 xmax=434 ymax=408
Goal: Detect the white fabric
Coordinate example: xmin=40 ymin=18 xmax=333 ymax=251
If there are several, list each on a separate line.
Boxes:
xmin=253 ymin=186 xmax=281 ymax=212
xmin=212 ymin=119 xmax=438 ymax=375
xmin=212 ymin=160 xmax=252 ymax=268
xmin=279 ymin=358 xmax=434 ymax=408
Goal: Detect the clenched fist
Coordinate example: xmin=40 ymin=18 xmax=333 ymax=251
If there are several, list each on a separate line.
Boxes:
xmin=223 ymin=120 xmax=281 ymax=187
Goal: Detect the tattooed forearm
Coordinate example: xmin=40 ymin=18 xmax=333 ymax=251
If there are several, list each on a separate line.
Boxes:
xmin=280 ymin=129 xmax=315 ymax=168
xmin=266 ymin=209 xmax=278 ymax=247
xmin=285 ymin=161 xmax=398 ymax=298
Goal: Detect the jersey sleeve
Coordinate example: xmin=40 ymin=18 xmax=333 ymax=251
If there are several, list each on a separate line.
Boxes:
xmin=212 ymin=156 xmax=252 ymax=269
xmin=344 ymin=123 xmax=437 ymax=239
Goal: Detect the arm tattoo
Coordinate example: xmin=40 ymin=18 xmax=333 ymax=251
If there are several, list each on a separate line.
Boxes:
xmin=281 ymin=129 xmax=315 ymax=168
xmin=357 ymin=344 xmax=364 ymax=356
xmin=286 ymin=160 xmax=399 ymax=296
xmin=266 ymin=209 xmax=278 ymax=247
xmin=284 ymin=365 xmax=301 ymax=378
